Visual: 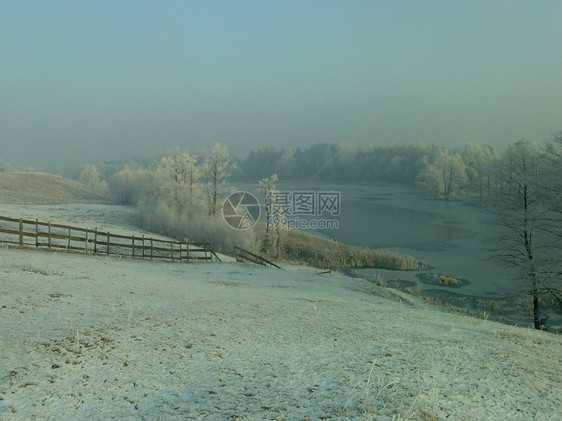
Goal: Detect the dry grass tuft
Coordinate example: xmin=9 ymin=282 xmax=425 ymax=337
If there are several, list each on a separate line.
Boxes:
xmin=431 ymin=273 xmax=459 ymax=286
xmin=274 ymin=227 xmax=418 ymax=270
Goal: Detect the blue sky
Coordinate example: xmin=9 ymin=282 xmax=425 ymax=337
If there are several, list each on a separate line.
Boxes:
xmin=1 ymin=1 xmax=561 ymax=167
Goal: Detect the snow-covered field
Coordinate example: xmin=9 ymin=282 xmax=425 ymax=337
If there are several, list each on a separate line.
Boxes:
xmin=0 ymin=203 xmax=153 ymax=240
xmin=1 ymin=205 xmax=561 ymax=420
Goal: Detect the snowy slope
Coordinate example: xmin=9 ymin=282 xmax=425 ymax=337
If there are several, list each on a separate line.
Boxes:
xmin=0 ymin=172 xmax=109 ymax=205
xmin=0 ymin=203 xmax=149 ymax=239
xmin=0 ymin=205 xmax=561 ymax=420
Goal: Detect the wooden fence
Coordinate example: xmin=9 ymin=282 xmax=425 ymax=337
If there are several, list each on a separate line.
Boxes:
xmin=0 ymin=215 xmax=218 ymax=263
xmin=234 ymin=245 xmax=282 ymax=269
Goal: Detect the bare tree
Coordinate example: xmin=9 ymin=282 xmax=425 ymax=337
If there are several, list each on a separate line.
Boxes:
xmin=489 ymin=140 xmax=558 ymax=329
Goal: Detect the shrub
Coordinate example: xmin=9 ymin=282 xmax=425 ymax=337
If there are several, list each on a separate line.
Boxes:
xmin=431 ymin=273 xmax=459 ymax=286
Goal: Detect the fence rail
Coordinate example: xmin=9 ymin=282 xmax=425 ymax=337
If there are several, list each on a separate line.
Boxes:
xmin=0 ymin=215 xmax=217 ymax=263
xmin=234 ymin=245 xmax=282 ymax=269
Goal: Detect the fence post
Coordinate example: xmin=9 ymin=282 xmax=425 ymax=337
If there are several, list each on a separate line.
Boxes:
xmin=150 ymin=238 xmax=153 ymax=259
xmin=67 ymin=227 xmax=71 ymax=250
xmin=142 ymin=235 xmax=145 ymax=258
xmin=19 ymin=219 xmax=23 ymax=246
xmin=186 ymin=243 xmax=190 ymax=262
xmin=170 ymin=241 xmax=174 ymax=261
xmin=35 ymin=219 xmax=39 ymax=247
xmin=107 ymin=232 xmax=110 ymax=256
xmin=132 ymin=235 xmax=135 ymax=257
xmin=94 ymin=228 xmax=98 ymax=253
xmin=48 ymin=222 xmax=52 ymax=249
xmin=85 ymin=229 xmax=89 ymax=253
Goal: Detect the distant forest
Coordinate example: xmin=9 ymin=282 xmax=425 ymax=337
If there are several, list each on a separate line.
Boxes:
xmin=233 ymin=142 xmax=498 ymax=202
xmin=36 ymin=133 xmax=558 ymax=204
xmin=234 ymin=143 xmax=430 ymax=183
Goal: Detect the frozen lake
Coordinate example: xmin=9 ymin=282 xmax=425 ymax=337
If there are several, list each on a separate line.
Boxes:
xmin=234 ymin=181 xmax=557 ymax=326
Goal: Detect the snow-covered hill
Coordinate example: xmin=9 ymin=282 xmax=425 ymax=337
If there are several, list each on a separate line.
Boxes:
xmin=0 ymin=172 xmax=109 ymax=205
xmin=0 ymin=205 xmax=561 ymax=420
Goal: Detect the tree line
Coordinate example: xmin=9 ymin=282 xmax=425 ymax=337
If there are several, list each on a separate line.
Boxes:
xmin=41 ymin=134 xmax=556 ymax=208
xmin=234 ymin=142 xmax=500 ymax=202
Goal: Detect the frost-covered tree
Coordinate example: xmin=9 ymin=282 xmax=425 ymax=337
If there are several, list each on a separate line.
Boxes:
xmin=542 ymin=132 xmax=562 ymax=213
xmin=79 ymin=164 xmax=101 ymax=186
xmin=279 ymin=149 xmax=296 ymax=178
xmin=416 ymin=149 xmax=467 ymax=200
xmin=258 ymin=174 xmax=279 ymax=231
xmin=203 ymin=143 xmax=230 ymax=216
xmin=459 ymin=143 xmax=497 ymax=203
xmin=416 ymin=162 xmax=444 ymax=199
xmin=112 ymin=165 xmax=149 ymax=206
xmin=489 ymin=140 xmax=558 ymax=329
xmin=437 ymin=151 xmax=468 ymax=201
xmin=79 ymin=164 xmax=108 ymax=192
xmin=538 ymin=133 xmax=562 ymax=296
xmin=154 ymin=148 xmax=200 ymax=212
xmin=258 ymin=174 xmax=284 ymax=256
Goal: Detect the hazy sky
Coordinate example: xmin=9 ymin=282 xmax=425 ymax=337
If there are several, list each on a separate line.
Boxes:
xmin=1 ymin=1 xmax=561 ymax=168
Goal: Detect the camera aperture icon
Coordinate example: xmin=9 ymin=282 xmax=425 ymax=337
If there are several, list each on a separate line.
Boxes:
xmin=222 ymin=191 xmax=260 ymax=230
